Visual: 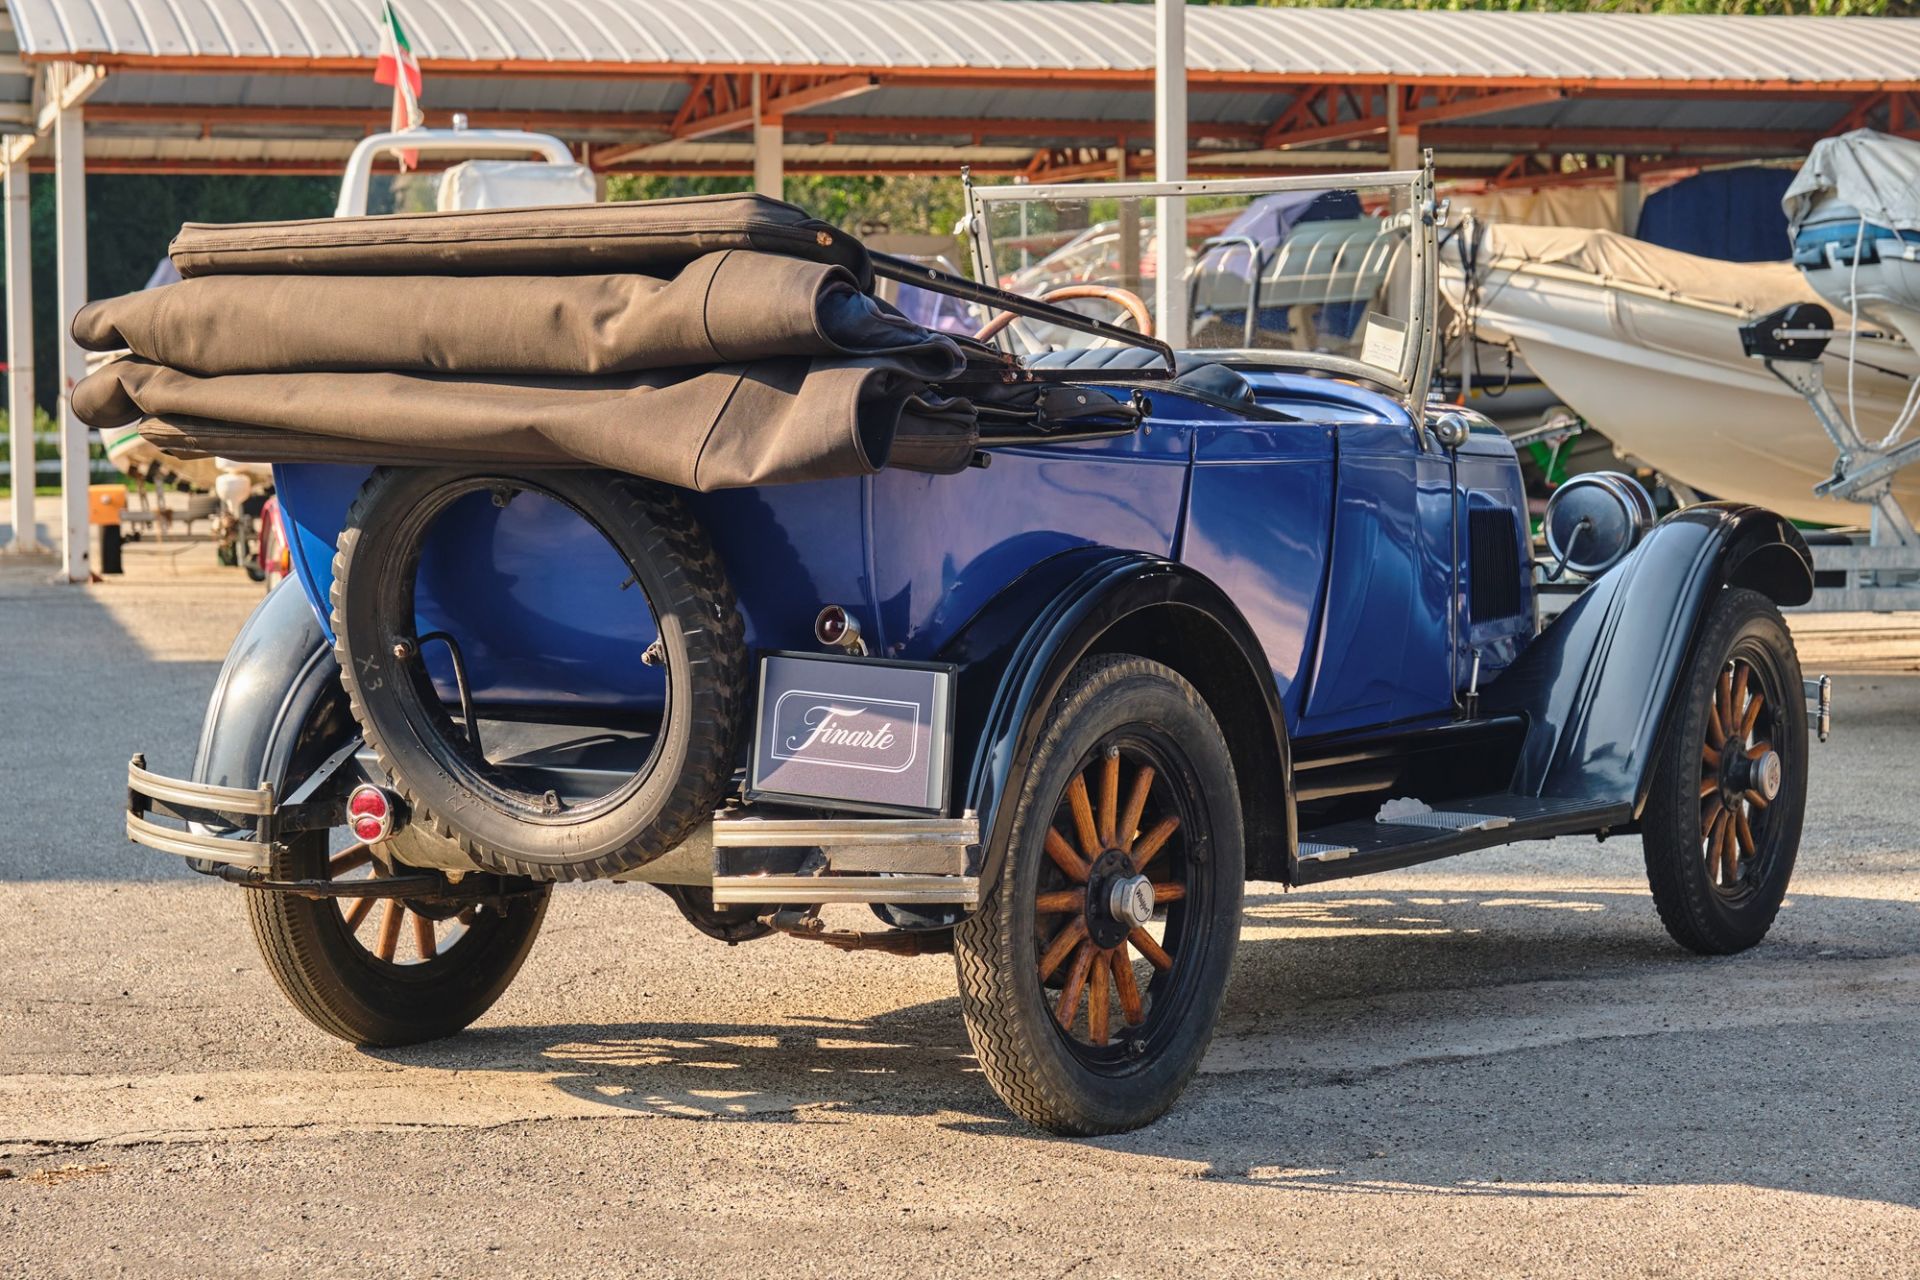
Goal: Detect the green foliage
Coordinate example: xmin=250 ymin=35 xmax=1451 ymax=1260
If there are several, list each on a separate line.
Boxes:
xmin=606 ymin=172 xmax=969 ymax=239
xmin=3 ymin=174 xmax=336 ymax=415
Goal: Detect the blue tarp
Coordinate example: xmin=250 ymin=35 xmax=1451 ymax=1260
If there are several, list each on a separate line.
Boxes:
xmin=1636 ymin=168 xmax=1795 ymax=263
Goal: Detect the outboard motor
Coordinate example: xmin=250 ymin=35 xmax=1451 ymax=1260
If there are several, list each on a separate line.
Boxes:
xmin=1786 ymin=129 xmax=1920 ymax=351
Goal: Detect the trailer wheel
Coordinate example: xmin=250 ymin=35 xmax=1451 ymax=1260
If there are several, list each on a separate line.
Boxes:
xmin=247 ymin=835 xmax=550 ymax=1046
xmin=1643 ymin=587 xmax=1807 ymax=955
xmin=955 ymin=655 xmax=1244 ymax=1135
xmin=332 ymin=466 xmax=747 ymax=882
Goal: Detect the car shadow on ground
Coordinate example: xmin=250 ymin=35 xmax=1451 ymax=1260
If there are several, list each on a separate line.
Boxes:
xmin=370 ymin=883 xmax=1920 ymax=1209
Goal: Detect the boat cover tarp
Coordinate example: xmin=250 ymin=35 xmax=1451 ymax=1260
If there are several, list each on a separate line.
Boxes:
xmin=1472 ymin=222 xmax=1819 ymax=315
xmin=71 ymin=195 xmax=987 ymax=489
xmin=1636 ymin=168 xmax=1794 ymax=264
xmin=1784 ymin=129 xmax=1920 ymax=236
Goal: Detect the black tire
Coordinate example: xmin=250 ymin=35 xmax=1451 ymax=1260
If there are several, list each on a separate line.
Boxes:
xmin=332 ymin=467 xmax=747 ymax=882
xmin=1643 ymin=587 xmax=1807 ymax=955
xmin=247 ymin=832 xmax=550 ymax=1046
xmin=955 ymin=655 xmax=1244 ymax=1135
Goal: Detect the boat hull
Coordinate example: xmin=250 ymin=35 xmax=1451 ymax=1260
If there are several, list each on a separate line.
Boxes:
xmin=1444 ymin=255 xmax=1920 ymax=526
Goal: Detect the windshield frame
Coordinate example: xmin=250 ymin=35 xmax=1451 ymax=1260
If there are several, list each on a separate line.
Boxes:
xmin=965 ymin=164 xmax=1439 ymax=414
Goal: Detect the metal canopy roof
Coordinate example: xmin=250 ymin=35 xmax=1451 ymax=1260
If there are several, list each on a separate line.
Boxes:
xmin=10 ymin=0 xmax=1920 ymax=87
xmin=4 ymin=0 xmax=1920 ymax=181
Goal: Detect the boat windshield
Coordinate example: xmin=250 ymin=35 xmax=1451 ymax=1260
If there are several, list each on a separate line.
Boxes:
xmin=966 ymin=171 xmax=1431 ymax=396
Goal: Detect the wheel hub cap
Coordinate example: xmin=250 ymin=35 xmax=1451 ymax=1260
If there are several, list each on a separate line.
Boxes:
xmin=1108 ymin=874 xmax=1156 ymax=930
xmin=1752 ymin=750 xmax=1782 ymax=801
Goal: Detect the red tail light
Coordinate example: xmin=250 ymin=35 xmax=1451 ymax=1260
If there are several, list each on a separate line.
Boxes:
xmin=347 ymin=784 xmax=397 ymax=843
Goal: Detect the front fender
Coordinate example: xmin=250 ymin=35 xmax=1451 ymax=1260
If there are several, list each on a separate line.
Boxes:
xmin=939 ymin=550 xmax=1294 ymax=891
xmin=1485 ymin=502 xmax=1811 ymax=814
xmin=193 ymin=579 xmax=352 ymax=797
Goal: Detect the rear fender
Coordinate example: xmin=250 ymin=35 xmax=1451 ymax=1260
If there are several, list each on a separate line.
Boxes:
xmin=1484 ymin=503 xmax=1812 ymax=815
xmin=940 ymin=550 xmax=1295 ymax=892
xmin=194 ymin=580 xmax=353 ymax=797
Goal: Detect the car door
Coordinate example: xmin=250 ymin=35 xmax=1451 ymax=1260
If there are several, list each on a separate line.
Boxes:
xmin=1294 ymin=415 xmax=1457 ymax=738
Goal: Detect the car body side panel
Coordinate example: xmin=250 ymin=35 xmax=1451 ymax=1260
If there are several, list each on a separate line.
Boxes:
xmin=868 ymin=426 xmax=1192 ymax=660
xmin=273 ymin=394 xmax=1204 ymax=713
xmin=1180 ymin=420 xmax=1337 ymax=721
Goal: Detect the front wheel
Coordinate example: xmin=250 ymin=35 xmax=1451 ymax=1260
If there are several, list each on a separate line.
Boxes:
xmin=1642 ymin=587 xmax=1807 ymax=955
xmin=247 ymin=833 xmax=550 ymax=1045
xmin=955 ymin=655 xmax=1244 ymax=1135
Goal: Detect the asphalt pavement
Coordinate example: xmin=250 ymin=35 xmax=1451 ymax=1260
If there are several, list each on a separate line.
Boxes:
xmin=3 ymin=516 xmax=1919 ymax=1278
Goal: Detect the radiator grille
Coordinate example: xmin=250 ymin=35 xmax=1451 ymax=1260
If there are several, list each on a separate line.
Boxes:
xmin=1468 ymin=507 xmax=1523 ymax=621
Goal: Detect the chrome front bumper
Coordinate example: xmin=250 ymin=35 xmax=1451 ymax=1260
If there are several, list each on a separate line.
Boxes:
xmin=1805 ymin=675 xmax=1833 ymax=742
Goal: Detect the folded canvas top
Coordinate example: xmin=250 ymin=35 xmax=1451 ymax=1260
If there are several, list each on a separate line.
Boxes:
xmin=168 ymin=192 xmax=872 ymax=288
xmin=72 ymin=196 xmax=992 ymax=489
xmin=74 ymin=250 xmax=963 ymax=380
xmin=77 ymin=356 xmax=978 ymax=491
xmin=1473 ymin=221 xmax=1818 ymax=316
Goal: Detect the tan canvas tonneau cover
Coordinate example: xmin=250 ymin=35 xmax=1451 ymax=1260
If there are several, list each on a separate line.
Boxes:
xmin=71 ymin=199 xmax=988 ymax=490
xmin=167 ymin=193 xmax=872 ymax=287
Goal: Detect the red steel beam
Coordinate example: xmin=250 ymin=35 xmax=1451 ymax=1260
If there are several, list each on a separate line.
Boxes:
xmin=83 ymin=102 xmax=677 ymax=132
xmin=1423 ymin=124 xmax=1821 ymax=152
xmin=1265 ymin=84 xmax=1568 ymax=151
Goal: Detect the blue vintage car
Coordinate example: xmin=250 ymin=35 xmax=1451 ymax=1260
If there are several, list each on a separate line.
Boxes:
xmin=123 ymin=165 xmax=1826 ymax=1135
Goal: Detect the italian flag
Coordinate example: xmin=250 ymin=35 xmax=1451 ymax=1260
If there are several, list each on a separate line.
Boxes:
xmin=375 ymin=1 xmax=424 ymax=164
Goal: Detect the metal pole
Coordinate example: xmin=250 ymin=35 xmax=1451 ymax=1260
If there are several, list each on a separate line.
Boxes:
xmin=752 ymin=75 xmax=784 ymax=201
xmin=1154 ymin=0 xmax=1188 ymax=348
xmin=55 ymin=102 xmax=89 ymax=582
xmin=1614 ymin=158 xmax=1643 ymax=237
xmin=4 ymin=156 xmax=40 ymax=554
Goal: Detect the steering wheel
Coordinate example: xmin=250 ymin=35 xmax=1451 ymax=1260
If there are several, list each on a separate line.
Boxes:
xmin=974 ymin=284 xmax=1154 ymax=342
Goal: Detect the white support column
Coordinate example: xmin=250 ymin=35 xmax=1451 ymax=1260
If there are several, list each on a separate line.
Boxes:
xmin=751 ymin=75 xmax=784 ymax=200
xmin=1615 ymin=158 xmax=1643 ymax=236
xmin=4 ymin=153 xmax=39 ymax=553
xmin=1153 ymin=0 xmax=1188 ymax=349
xmin=1386 ymin=87 xmax=1422 ymax=172
xmin=54 ymin=100 xmax=88 ymax=581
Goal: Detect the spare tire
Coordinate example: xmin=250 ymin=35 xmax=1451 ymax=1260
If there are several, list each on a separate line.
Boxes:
xmin=331 ymin=466 xmax=746 ymax=882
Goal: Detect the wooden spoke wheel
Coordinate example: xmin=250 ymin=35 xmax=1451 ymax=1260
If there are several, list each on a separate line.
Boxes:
xmin=1643 ymin=588 xmax=1806 ymax=956
xmin=956 ymin=656 xmax=1244 ymax=1136
xmin=1698 ymin=653 xmax=1786 ymax=900
xmin=1034 ymin=747 xmax=1191 ymax=1053
xmin=326 ymin=842 xmax=485 ymax=966
xmin=248 ymin=825 xmax=550 ymax=1047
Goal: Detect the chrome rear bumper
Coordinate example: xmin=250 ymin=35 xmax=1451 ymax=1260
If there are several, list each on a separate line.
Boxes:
xmin=709 ymin=809 xmax=980 ymax=906
xmin=125 ymin=754 xmax=276 ymax=869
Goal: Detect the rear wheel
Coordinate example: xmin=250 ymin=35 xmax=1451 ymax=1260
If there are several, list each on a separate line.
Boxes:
xmin=247 ymin=834 xmax=550 ymax=1046
xmin=1643 ymin=587 xmax=1807 ymax=955
xmin=955 ymin=656 xmax=1244 ymax=1135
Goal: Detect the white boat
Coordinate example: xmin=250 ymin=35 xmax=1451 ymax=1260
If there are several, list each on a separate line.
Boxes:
xmin=1441 ymin=220 xmax=1920 ymax=526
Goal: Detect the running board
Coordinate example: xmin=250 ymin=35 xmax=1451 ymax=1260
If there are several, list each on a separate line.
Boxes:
xmin=1293 ymin=793 xmax=1633 ymax=884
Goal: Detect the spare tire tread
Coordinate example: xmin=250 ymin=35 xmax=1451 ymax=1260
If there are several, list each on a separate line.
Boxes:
xmin=331 ymin=469 xmax=746 ymax=881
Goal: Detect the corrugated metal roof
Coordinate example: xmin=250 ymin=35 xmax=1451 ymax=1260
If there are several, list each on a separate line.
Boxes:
xmin=7 ymin=0 xmax=1920 ymax=88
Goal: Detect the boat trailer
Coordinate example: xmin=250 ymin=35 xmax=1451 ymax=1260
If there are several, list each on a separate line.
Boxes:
xmin=1742 ymin=301 xmax=1920 ymax=612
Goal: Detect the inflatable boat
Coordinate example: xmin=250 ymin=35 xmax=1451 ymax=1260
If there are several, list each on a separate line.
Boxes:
xmin=1441 ymin=220 xmax=1920 ymax=526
